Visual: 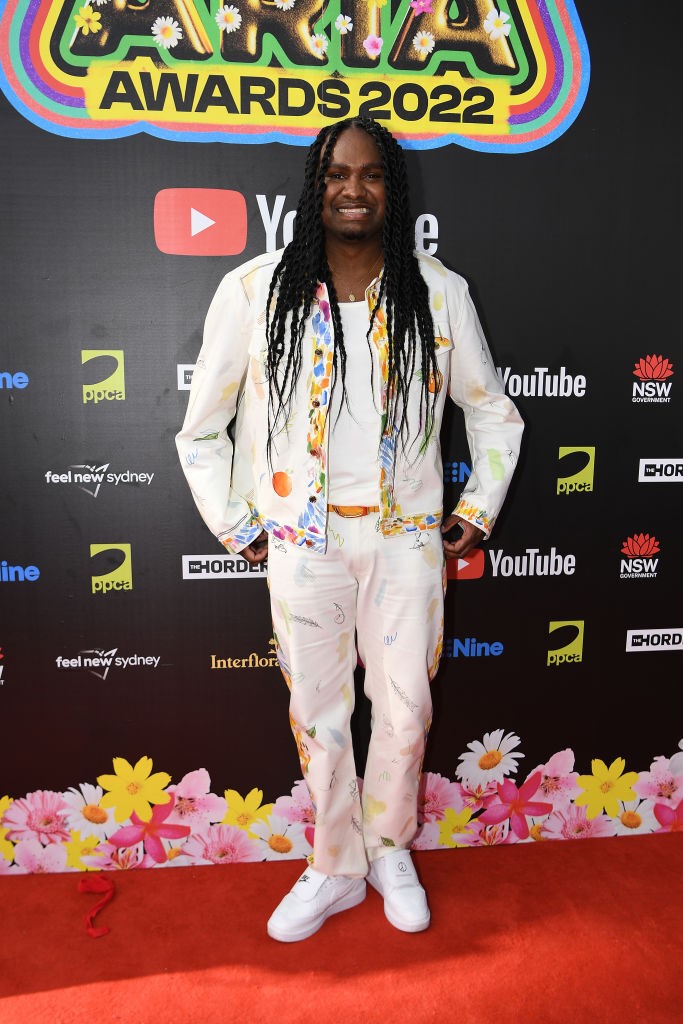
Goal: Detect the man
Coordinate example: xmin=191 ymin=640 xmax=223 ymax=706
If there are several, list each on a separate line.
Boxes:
xmin=177 ymin=117 xmax=523 ymax=942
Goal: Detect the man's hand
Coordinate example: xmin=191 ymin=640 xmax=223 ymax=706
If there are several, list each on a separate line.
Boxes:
xmin=240 ymin=530 xmax=269 ymax=564
xmin=441 ymin=515 xmax=484 ymax=559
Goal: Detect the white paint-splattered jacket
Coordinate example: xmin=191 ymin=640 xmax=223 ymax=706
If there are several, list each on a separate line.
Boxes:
xmin=176 ymin=250 xmax=523 ymax=553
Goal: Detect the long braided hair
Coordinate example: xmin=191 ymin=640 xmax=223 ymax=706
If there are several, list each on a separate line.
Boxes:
xmin=265 ymin=116 xmax=438 ymax=462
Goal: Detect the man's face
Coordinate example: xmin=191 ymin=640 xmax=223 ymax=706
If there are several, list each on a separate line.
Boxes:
xmin=320 ymin=127 xmax=386 ymax=245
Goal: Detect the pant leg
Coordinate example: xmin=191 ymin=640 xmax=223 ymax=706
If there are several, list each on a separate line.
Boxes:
xmin=355 ymin=521 xmax=445 ymax=860
xmin=267 ymin=535 xmax=367 ymax=877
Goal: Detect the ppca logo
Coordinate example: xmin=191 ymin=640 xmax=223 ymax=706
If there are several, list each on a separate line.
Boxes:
xmin=90 ymin=543 xmax=132 ymax=594
xmin=82 ymin=350 xmax=125 ymax=404
xmin=547 ymin=620 xmax=584 ymax=666
xmin=557 ymin=447 xmax=595 ymax=495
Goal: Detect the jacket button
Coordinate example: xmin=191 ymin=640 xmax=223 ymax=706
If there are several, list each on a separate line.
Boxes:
xmin=308 ymin=496 xmax=317 ymax=503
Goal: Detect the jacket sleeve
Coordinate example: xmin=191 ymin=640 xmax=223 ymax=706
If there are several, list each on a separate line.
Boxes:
xmin=175 ymin=269 xmax=262 ymax=553
xmin=445 ymin=274 xmax=524 ymax=537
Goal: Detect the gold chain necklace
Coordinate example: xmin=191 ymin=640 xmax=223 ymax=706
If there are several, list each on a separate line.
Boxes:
xmin=329 ymin=253 xmax=383 ymax=302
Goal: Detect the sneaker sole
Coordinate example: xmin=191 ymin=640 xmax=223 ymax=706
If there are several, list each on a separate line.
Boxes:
xmin=267 ymin=882 xmax=366 ymax=943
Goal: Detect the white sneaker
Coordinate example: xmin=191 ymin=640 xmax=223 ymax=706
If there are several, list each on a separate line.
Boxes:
xmin=267 ymin=866 xmax=366 ymax=942
xmin=367 ymin=850 xmax=430 ymax=932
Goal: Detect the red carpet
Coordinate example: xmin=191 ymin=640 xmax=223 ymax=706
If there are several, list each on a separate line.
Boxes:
xmin=1 ymin=835 xmax=680 ymax=1024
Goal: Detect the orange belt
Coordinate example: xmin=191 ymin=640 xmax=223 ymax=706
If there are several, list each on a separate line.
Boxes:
xmin=328 ymin=504 xmax=380 ymax=518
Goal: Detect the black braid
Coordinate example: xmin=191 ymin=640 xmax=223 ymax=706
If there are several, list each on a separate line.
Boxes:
xmin=266 ymin=116 xmax=438 ymax=464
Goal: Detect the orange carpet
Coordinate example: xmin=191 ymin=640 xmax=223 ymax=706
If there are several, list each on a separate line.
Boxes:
xmin=0 ymin=834 xmax=681 ymax=1024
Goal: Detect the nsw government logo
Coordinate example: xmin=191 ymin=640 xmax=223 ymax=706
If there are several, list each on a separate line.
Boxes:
xmin=82 ymin=350 xmax=125 ymax=404
xmin=620 ymin=534 xmax=660 ymax=580
xmin=90 ymin=543 xmax=132 ymax=594
xmin=626 ymin=628 xmax=683 ymax=653
xmin=182 ymin=554 xmax=267 ymax=579
xmin=632 ymin=354 xmax=674 ymax=404
xmin=547 ymin=621 xmax=584 ymax=667
xmin=557 ymin=447 xmax=595 ymax=495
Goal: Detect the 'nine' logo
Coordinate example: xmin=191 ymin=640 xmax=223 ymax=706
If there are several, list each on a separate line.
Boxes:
xmin=82 ymin=350 xmax=125 ymax=404
xmin=556 ymin=447 xmax=595 ymax=495
xmin=547 ymin=620 xmax=584 ymax=667
xmin=90 ymin=543 xmax=132 ymax=594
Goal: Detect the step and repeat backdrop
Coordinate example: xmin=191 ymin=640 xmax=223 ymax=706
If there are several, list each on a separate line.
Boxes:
xmin=1 ymin=1 xmax=681 ymax=873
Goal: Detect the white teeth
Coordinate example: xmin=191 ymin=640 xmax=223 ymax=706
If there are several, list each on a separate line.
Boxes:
xmin=339 ymin=207 xmax=370 ymax=213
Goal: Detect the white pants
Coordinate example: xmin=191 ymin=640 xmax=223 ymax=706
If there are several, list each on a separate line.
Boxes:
xmin=268 ymin=513 xmax=445 ymax=877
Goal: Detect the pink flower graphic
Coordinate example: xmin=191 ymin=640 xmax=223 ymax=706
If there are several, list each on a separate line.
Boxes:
xmin=2 ymin=790 xmax=70 ymax=846
xmin=634 ymin=756 xmax=682 ymax=807
xmin=455 ymin=819 xmax=518 ymax=847
xmin=165 ymin=769 xmax=227 ymax=828
xmin=418 ymin=771 xmax=463 ymax=823
xmin=273 ymin=778 xmax=316 ymax=825
xmin=478 ymin=772 xmax=553 ymax=840
xmin=14 ymin=839 xmax=71 ymax=873
xmin=411 ymin=821 xmax=441 ymax=850
xmin=653 ymin=799 xmax=683 ymax=833
xmin=110 ymin=795 xmax=191 ymax=864
xmin=84 ymin=841 xmax=154 ymax=870
xmin=363 ymin=34 xmax=383 ymax=58
xmin=183 ymin=824 xmax=261 ymax=865
xmin=533 ymin=749 xmax=580 ymax=808
xmin=410 ymin=0 xmax=434 ymax=11
xmin=542 ymin=805 xmax=616 ymax=840
xmin=454 ymin=779 xmax=498 ymax=813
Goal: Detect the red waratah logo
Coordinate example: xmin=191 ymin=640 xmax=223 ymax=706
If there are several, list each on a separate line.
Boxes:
xmin=632 ymin=355 xmax=674 ymax=380
xmin=620 ymin=533 xmax=660 ymax=557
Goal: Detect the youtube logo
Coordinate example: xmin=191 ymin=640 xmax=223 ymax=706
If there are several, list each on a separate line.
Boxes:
xmin=446 ymin=547 xmax=485 ymax=581
xmin=154 ymin=188 xmax=247 ymax=256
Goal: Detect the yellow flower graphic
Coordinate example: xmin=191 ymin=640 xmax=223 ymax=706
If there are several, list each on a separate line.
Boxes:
xmin=74 ymin=5 xmax=102 ymax=35
xmin=222 ymin=788 xmax=274 ymax=838
xmin=65 ymin=830 xmax=103 ymax=871
xmin=575 ymin=757 xmax=638 ymax=819
xmin=97 ymin=756 xmax=171 ymax=823
xmin=438 ymin=807 xmax=474 ymax=848
xmin=0 ymin=796 xmax=14 ymax=862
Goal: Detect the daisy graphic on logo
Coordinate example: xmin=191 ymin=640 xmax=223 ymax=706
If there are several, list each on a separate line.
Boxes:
xmin=151 ymin=16 xmax=183 ymax=49
xmin=456 ymin=729 xmax=524 ymax=788
xmin=215 ymin=5 xmax=242 ymax=33
xmin=412 ymin=31 xmax=435 ymax=57
xmin=310 ymin=33 xmax=329 ymax=57
xmin=274 ymin=0 xmax=296 ymax=8
xmin=484 ymin=8 xmax=511 ymax=40
xmin=335 ymin=14 xmax=353 ymax=34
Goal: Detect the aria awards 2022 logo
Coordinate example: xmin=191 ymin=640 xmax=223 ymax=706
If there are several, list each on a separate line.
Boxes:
xmin=0 ymin=1 xmax=588 ymax=151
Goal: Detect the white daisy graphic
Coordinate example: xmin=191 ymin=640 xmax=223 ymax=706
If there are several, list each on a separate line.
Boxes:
xmin=215 ymin=5 xmax=242 ymax=32
xmin=251 ymin=814 xmax=311 ymax=859
xmin=456 ymin=728 xmax=524 ymax=788
xmin=484 ymin=9 xmax=511 ymax=41
xmin=309 ymin=33 xmax=329 ymax=57
xmin=92 ymin=1 xmax=109 ymax=6
xmin=611 ymin=798 xmax=658 ymax=837
xmin=62 ymin=782 xmax=117 ymax=841
xmin=335 ymin=14 xmax=353 ymax=34
xmin=274 ymin=0 xmax=296 ymax=9
xmin=412 ymin=30 xmax=435 ymax=57
xmin=151 ymin=16 xmax=183 ymax=49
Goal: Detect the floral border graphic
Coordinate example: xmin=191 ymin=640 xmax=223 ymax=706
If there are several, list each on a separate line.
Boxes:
xmin=2 ymin=732 xmax=681 ymax=873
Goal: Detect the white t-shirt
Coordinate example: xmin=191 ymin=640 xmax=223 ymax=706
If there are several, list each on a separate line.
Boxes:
xmin=327 ymin=302 xmax=381 ymax=505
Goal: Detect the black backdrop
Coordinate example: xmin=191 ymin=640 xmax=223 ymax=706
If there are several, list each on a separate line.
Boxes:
xmin=1 ymin=1 xmax=681 ymax=865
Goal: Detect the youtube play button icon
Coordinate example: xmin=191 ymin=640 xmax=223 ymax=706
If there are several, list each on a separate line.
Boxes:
xmin=446 ymin=547 xmax=485 ymax=580
xmin=154 ymin=188 xmax=247 ymax=256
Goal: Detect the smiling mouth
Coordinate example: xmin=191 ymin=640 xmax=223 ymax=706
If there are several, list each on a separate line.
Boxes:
xmin=337 ymin=206 xmax=372 ymax=215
